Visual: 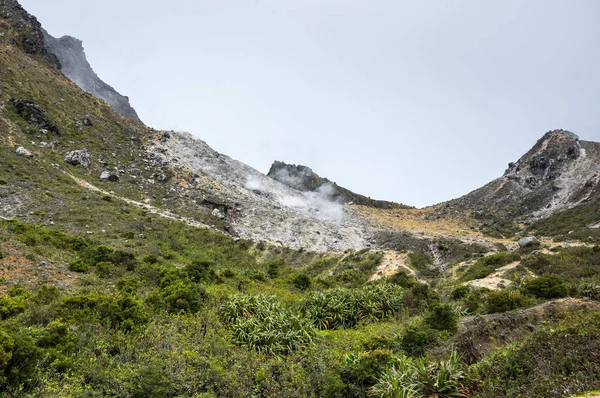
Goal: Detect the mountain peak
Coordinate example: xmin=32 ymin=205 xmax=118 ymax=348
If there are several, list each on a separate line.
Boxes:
xmin=538 ymin=129 xmax=579 ymax=148
xmin=42 ymin=30 xmax=142 ymax=123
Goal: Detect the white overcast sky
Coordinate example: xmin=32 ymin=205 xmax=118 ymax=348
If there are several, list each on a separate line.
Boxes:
xmin=21 ymin=0 xmax=600 ymax=207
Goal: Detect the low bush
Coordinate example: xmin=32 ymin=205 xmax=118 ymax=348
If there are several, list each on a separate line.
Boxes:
xmin=160 ymin=281 xmax=207 ymax=314
xmin=522 ymin=275 xmax=568 ymax=299
xmin=68 ymin=259 xmax=88 ymax=272
xmin=450 ymin=285 xmax=470 ymax=300
xmin=387 ymin=270 xmax=416 ymax=288
xmin=292 ymin=273 xmax=312 ymax=291
xmin=400 ymin=327 xmax=430 ymax=357
xmin=341 ymin=349 xmax=399 ymax=396
xmin=425 ymin=303 xmax=458 ymax=332
xmin=265 ymin=259 xmax=283 ymax=279
xmin=185 ymin=260 xmax=221 ymax=284
xmin=485 ymin=290 xmax=529 ymax=314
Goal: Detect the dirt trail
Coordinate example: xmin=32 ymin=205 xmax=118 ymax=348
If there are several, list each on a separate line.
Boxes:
xmin=63 ymin=171 xmax=211 ymax=230
xmin=369 ymin=250 xmax=416 ymax=281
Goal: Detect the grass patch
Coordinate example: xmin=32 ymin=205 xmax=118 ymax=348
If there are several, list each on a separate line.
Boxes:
xmin=460 ymin=252 xmax=521 ymax=282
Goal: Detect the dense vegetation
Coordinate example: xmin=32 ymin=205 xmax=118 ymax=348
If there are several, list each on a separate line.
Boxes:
xmin=0 ymin=217 xmax=599 ymax=397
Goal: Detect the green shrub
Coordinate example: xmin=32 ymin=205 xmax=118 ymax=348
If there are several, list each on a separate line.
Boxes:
xmin=425 ymin=303 xmax=458 ymax=332
xmin=0 ymin=329 xmax=14 ymax=370
xmin=36 ymin=321 xmax=71 ymax=348
xmin=0 ymin=289 xmax=28 ymax=319
xmin=292 ymin=273 xmax=312 ymax=291
xmin=451 ymin=285 xmax=470 ymax=299
xmin=131 ymin=364 xmax=176 ymax=398
xmin=473 ymin=312 xmax=600 ymax=397
xmin=522 ymin=276 xmax=568 ymax=299
xmin=220 ymin=269 xmax=235 ymax=278
xmin=0 ymin=250 xmax=4 ymax=260
xmin=400 ymin=327 xmax=430 ymax=357
xmin=485 ymin=290 xmax=528 ymax=314
xmin=142 ymin=254 xmax=159 ymax=264
xmin=266 ymin=259 xmax=283 ymax=279
xmin=68 ymin=259 xmax=88 ymax=272
xmin=160 ymin=282 xmax=207 ymax=314
xmin=463 ymin=288 xmax=488 ymax=314
xmin=1 ymin=329 xmax=41 ymax=390
xmin=95 ymin=261 xmax=115 ymax=278
xmin=521 ymin=247 xmax=600 ymax=283
xmin=402 ymin=282 xmax=440 ymax=314
xmin=185 ymin=260 xmax=221 ymax=284
xmin=387 ymin=270 xmax=416 ymax=288
xmin=243 ymin=270 xmax=266 ymax=282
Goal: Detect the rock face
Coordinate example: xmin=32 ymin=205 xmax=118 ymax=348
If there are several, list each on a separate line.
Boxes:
xmin=267 ymin=161 xmax=409 ymax=210
xmin=64 ymin=149 xmax=91 ymax=168
xmin=0 ymin=0 xmax=61 ymax=69
xmin=42 ymin=31 xmax=142 ymax=123
xmin=446 ymin=130 xmax=600 ymax=221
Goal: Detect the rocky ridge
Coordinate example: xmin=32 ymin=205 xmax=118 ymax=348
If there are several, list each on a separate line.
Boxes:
xmin=268 ymin=160 xmax=408 ymax=210
xmin=442 ymin=130 xmax=600 ymax=223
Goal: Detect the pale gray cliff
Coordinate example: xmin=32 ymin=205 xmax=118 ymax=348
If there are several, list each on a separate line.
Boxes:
xmin=43 ymin=30 xmax=142 ymax=123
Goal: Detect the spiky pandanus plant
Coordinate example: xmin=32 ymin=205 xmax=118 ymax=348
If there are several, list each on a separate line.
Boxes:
xmin=369 ymin=349 xmax=469 ymax=398
xmin=221 ymin=294 xmax=315 ymax=355
xmin=301 ymin=282 xmax=405 ymax=330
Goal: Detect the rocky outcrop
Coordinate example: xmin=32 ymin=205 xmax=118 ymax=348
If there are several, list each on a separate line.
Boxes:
xmin=9 ymin=98 xmax=59 ymax=134
xmin=0 ymin=0 xmax=61 ymax=69
xmin=444 ymin=130 xmax=600 ymax=222
xmin=42 ymin=31 xmax=142 ymax=123
xmin=267 ymin=161 xmax=409 ymax=210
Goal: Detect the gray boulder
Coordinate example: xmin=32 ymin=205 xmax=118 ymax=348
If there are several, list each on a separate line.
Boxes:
xmin=64 ymin=149 xmax=91 ymax=167
xmin=518 ymin=236 xmax=539 ymax=248
xmin=100 ymin=171 xmax=118 ymax=181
